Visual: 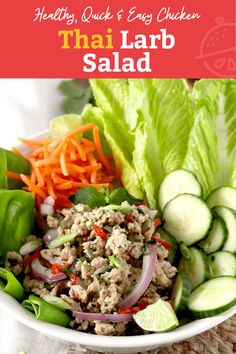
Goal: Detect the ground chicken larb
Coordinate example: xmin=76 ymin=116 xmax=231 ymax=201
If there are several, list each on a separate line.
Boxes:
xmin=6 ymin=202 xmax=177 ymax=336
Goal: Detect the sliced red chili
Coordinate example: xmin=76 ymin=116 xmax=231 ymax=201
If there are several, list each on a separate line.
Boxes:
xmin=22 ymin=250 xmax=40 ymax=265
xmin=138 ymin=300 xmax=149 ymax=310
xmin=93 ymin=224 xmax=107 ymax=239
xmin=119 ymin=307 xmax=139 ymax=315
xmin=127 ymin=216 xmax=135 ymax=222
xmin=152 ymin=235 xmax=171 ymax=249
xmin=135 ymin=200 xmax=148 ymax=206
xmin=51 ymin=264 xmax=64 ymax=274
xmin=74 ymin=295 xmax=80 ymax=301
xmin=70 ymin=273 xmax=77 ymax=285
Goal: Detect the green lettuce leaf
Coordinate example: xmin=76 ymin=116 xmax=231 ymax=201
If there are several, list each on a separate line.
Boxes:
xmin=84 ymin=78 xmax=236 ymax=207
xmin=89 ymin=79 xmax=129 ymax=120
xmin=82 ymin=104 xmax=144 ymax=199
xmin=130 ymin=79 xmax=194 ymax=207
xmin=183 ymin=79 xmax=236 ymax=197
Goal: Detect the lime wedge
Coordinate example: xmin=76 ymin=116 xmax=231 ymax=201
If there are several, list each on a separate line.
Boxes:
xmin=50 ymin=114 xmax=83 ymax=138
xmin=133 ymin=299 xmax=179 ymax=332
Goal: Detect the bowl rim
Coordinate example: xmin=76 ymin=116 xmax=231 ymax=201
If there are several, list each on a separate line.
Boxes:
xmin=0 ymin=291 xmax=235 ymax=351
xmin=1 ymin=129 xmax=236 ymax=351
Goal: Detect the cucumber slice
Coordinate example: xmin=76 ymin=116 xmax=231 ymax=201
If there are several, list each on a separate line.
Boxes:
xmin=158 ymin=229 xmax=178 ymax=263
xmin=171 ymin=272 xmax=192 ymax=312
xmin=198 ymin=217 xmax=227 ymax=254
xmin=163 ymin=194 xmax=212 ymax=246
xmin=188 ymin=276 xmax=236 ymax=318
xmin=209 ymin=251 xmax=236 ymax=277
xmin=178 ymin=247 xmax=211 ymax=289
xmin=158 ymin=169 xmax=202 ymax=211
xmin=206 ymin=187 xmax=236 ymax=212
xmin=213 ymin=206 xmax=236 ymax=253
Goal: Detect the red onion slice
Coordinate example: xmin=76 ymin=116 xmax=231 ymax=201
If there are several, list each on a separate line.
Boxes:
xmin=73 ymin=312 xmax=132 ymax=322
xmin=120 ymin=245 xmax=157 ymax=308
xmin=31 ymin=258 xmax=67 ymax=283
xmin=43 ymin=229 xmax=59 ymax=245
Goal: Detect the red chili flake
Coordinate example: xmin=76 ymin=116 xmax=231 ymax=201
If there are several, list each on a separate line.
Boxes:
xmin=21 ymin=250 xmax=40 ymax=265
xmin=154 ymin=218 xmax=162 ymax=229
xmin=119 ymin=307 xmax=139 ymax=315
xmin=51 ymin=264 xmax=63 ymax=274
xmin=127 ymin=216 xmax=135 ymax=222
xmin=135 ymin=200 xmax=148 ymax=206
xmin=93 ymin=224 xmax=107 ymax=239
xmin=152 ymin=235 xmax=171 ymax=249
xmin=70 ymin=273 xmax=77 ymax=285
xmin=138 ymin=300 xmax=149 ymax=310
xmin=74 ymin=295 xmax=80 ymax=301
xmin=61 ymin=262 xmax=69 ymax=269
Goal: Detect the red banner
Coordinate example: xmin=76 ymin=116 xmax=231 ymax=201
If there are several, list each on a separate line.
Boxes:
xmin=0 ymin=0 xmax=235 ymax=77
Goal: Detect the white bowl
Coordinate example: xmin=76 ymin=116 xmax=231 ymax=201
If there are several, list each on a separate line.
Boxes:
xmin=0 ymin=131 xmax=235 ymax=353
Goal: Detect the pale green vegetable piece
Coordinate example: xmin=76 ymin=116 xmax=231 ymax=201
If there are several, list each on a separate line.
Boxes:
xmin=50 ymin=114 xmax=83 ymax=138
xmin=48 ymin=232 xmax=78 ymax=249
xmin=42 ymin=295 xmax=72 ymax=311
xmin=133 ymin=299 xmax=179 ymax=332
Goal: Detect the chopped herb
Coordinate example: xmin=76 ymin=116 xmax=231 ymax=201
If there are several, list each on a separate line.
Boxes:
xmin=101 ymin=205 xmax=135 ymax=212
xmin=108 ymin=256 xmax=121 ymax=268
xmin=109 ymin=188 xmax=143 ymax=205
xmin=100 ymin=186 xmax=110 ymax=204
xmin=59 ymin=79 xmax=93 ymax=115
xmin=59 ymin=220 xmax=66 ymax=229
xmin=70 ymin=186 xmax=142 ymax=210
xmin=44 ymin=283 xmax=54 ymax=290
xmin=71 ymin=187 xmax=106 ymax=208
xmin=147 ymin=239 xmax=156 ymax=245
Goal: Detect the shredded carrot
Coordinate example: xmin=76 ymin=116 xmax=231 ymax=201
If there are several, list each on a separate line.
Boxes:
xmin=5 ymin=171 xmax=23 ymax=181
xmin=17 ymin=124 xmax=116 ymax=209
xmin=46 ymin=177 xmax=56 ymax=198
xmin=18 ymin=138 xmax=43 ymax=146
xmin=21 ymin=174 xmax=47 ymax=199
xmin=114 ymin=158 xmax=122 ymax=186
xmin=70 ymin=137 xmax=86 ymax=161
xmin=28 ymin=147 xmax=44 ymax=158
xmin=60 ymin=142 xmax=69 ymax=176
xmin=56 ymin=181 xmax=74 ymax=190
xmin=11 ymin=147 xmax=25 ymax=158
xmin=93 ymin=127 xmax=114 ymax=174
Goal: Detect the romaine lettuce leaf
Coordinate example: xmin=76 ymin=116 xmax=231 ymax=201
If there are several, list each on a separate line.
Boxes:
xmin=183 ymin=79 xmax=236 ymax=197
xmin=130 ymin=79 xmax=194 ymax=207
xmin=82 ymin=104 xmax=144 ymax=199
xmin=85 ymin=78 xmax=236 ymax=207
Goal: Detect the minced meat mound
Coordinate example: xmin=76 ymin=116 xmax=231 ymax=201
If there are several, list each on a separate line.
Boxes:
xmin=6 ymin=202 xmax=177 ymax=336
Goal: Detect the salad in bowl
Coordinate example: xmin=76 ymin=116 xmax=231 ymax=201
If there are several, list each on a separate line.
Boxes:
xmin=0 ymin=78 xmax=235 ymax=352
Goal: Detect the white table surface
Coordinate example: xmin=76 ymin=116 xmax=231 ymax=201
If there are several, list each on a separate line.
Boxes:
xmin=0 ymin=79 xmax=80 ymax=354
